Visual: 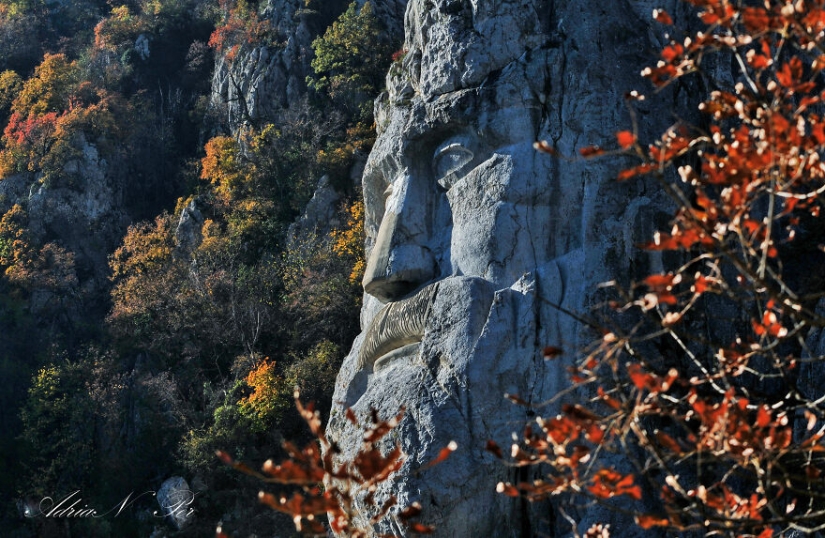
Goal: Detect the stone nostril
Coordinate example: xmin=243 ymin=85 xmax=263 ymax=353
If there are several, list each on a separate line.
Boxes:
xmin=362 ymin=243 xmax=437 ymax=303
xmin=363 ymin=280 xmax=419 ymax=303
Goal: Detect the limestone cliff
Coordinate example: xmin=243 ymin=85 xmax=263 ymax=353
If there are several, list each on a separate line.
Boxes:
xmin=0 ymin=135 xmax=129 ymax=318
xmin=326 ymin=0 xmax=691 ymax=536
xmin=211 ymin=0 xmax=407 ymax=131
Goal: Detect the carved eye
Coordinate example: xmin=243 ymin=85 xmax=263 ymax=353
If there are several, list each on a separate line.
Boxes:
xmin=433 ymin=139 xmax=474 ymax=190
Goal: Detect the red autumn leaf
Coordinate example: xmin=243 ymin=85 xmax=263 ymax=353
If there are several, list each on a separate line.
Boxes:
xmin=653 ymin=9 xmax=673 ymax=25
xmin=598 ymin=387 xmax=622 ymax=410
xmin=562 ymin=403 xmax=601 ymax=422
xmin=618 ymin=163 xmax=655 ymax=181
xmin=692 ymin=274 xmax=710 ymax=294
xmin=616 ymin=130 xmax=637 ymax=149
xmin=589 ymin=469 xmax=641 ymax=500
xmin=353 ymin=444 xmax=404 ymax=482
xmin=636 ymin=514 xmax=670 ymax=529
xmin=747 ymin=49 xmax=771 ymax=69
xmin=486 ymin=440 xmax=504 ymax=459
xmin=425 ymin=441 xmax=457 ymax=467
xmin=644 ymin=273 xmax=677 ymax=290
xmin=345 ymin=407 xmax=358 ymax=424
xmin=656 ymin=431 xmax=683 ymax=454
xmin=586 ymin=423 xmax=605 ymax=444
xmin=579 ymin=145 xmax=604 ymax=157
xmin=543 ymin=346 xmax=564 ymax=359
xmin=216 ymin=450 xmax=234 ymax=465
xmin=777 ymin=58 xmax=803 ymax=88
xmin=408 ymin=522 xmax=435 ymax=534
xmin=756 ymin=406 xmax=771 ymax=428
xmin=533 ymin=140 xmax=557 ymax=155
xmin=741 ymin=7 xmax=770 ymax=33
xmin=628 ymin=363 xmax=658 ymax=391
xmin=661 ymin=43 xmax=684 ymax=63
xmin=261 ymin=458 xmax=325 ymax=484
xmin=496 ymin=482 xmax=521 ymax=497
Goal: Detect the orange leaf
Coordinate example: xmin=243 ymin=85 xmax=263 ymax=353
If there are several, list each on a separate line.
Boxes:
xmin=653 ymin=9 xmax=673 ymax=25
xmin=661 ymin=43 xmax=684 ymax=63
xmin=636 ymin=514 xmax=670 ymax=529
xmin=428 ymin=441 xmax=457 ymax=466
xmin=616 ymin=130 xmax=636 ymax=149
xmin=533 ymin=140 xmax=557 ymax=155
xmin=408 ymin=522 xmax=435 ymax=534
xmin=656 ymin=431 xmax=683 ymax=454
xmin=486 ymin=440 xmax=504 ymax=459
xmin=543 ymin=346 xmax=564 ymax=359
xmin=741 ymin=7 xmax=770 ymax=33
xmin=496 ymin=482 xmax=521 ymax=497
xmin=757 ymin=406 xmax=771 ymax=428
xmin=579 ymin=145 xmax=604 ymax=157
xmin=618 ymin=163 xmax=655 ymax=181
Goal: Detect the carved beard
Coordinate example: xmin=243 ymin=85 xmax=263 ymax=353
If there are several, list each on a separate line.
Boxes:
xmin=358 ymin=282 xmax=439 ymax=370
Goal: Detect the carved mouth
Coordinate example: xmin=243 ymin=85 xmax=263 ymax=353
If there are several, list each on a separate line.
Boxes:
xmin=358 ymin=282 xmax=440 ymax=370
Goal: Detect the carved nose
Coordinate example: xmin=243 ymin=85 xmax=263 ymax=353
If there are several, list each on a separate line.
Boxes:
xmin=362 ymin=177 xmax=436 ymax=303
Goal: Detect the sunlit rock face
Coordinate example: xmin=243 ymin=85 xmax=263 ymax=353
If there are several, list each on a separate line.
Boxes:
xmin=327 ymin=0 xmax=681 ymax=535
xmin=212 ymin=0 xmax=407 ymax=130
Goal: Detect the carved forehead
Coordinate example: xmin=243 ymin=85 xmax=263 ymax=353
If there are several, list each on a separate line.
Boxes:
xmin=400 ymin=0 xmax=550 ymax=97
xmin=370 ymin=47 xmax=551 ymax=175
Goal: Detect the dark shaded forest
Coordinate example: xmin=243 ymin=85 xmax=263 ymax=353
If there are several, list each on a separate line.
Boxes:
xmin=0 ymin=1 xmax=395 ymax=536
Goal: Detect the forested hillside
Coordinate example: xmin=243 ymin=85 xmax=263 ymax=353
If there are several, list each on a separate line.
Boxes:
xmin=0 ymin=1 xmax=397 ymax=536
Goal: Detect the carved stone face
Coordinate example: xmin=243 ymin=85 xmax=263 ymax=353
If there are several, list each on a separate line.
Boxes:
xmin=327 ymin=0 xmax=673 ymax=534
xmin=356 ymin=79 xmax=572 ymax=372
xmin=330 ymin=47 xmax=580 ymax=538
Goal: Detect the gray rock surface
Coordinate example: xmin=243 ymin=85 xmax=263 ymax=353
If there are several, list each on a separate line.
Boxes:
xmin=286 ymin=175 xmax=341 ymax=250
xmin=156 ymin=476 xmax=195 ymax=531
xmin=212 ymin=0 xmax=407 ymax=130
xmin=327 ymin=0 xmax=684 ymax=535
xmin=0 ymin=135 xmax=128 ymax=310
xmin=175 ymin=197 xmax=204 ymax=253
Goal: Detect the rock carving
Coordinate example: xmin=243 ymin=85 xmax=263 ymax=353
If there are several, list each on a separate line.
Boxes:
xmin=327 ymin=0 xmax=681 ymax=535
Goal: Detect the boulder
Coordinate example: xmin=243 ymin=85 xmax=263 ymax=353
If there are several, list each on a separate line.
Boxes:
xmin=156 ymin=476 xmax=194 ymax=531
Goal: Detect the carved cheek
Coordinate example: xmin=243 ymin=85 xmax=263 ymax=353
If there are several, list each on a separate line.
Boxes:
xmin=444 ymin=156 xmax=511 ymax=278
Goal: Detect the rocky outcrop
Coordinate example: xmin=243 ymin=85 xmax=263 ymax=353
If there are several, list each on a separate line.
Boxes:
xmin=0 ymin=135 xmax=129 ymax=315
xmin=327 ymin=0 xmax=687 ymax=535
xmin=211 ymin=0 xmax=407 ymax=131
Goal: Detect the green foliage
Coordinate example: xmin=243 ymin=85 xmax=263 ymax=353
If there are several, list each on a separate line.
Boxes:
xmin=181 ymin=382 xmax=253 ymax=472
xmin=281 ymin=340 xmax=341 ymax=412
xmin=0 ymin=204 xmax=78 ymax=298
xmin=308 ymin=1 xmax=394 ymax=122
xmin=0 ymin=70 xmax=22 ymax=118
xmin=0 ymin=0 xmax=387 ymax=534
xmin=19 ymin=362 xmax=95 ymax=496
